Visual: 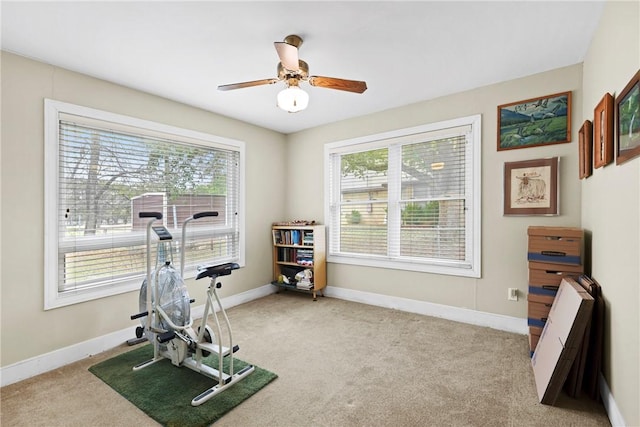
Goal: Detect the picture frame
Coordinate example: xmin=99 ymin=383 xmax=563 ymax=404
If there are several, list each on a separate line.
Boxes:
xmin=615 ymin=69 xmax=640 ymax=165
xmin=593 ymin=93 xmax=614 ymax=168
xmin=497 ymin=91 xmax=571 ymax=151
xmin=578 ymin=120 xmax=593 ymax=179
xmin=504 ymin=157 xmax=559 ymax=216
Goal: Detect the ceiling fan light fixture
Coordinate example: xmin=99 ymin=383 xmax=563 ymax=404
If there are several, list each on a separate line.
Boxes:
xmin=277 ymin=85 xmax=309 ymax=113
xmin=218 ymin=34 xmax=367 ymax=107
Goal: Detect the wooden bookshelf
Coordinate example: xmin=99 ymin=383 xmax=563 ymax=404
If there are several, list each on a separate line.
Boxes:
xmin=271 ymin=224 xmax=326 ymax=300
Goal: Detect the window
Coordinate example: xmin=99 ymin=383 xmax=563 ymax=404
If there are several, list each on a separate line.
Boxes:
xmin=44 ymin=99 xmax=245 ymax=309
xmin=325 ymin=115 xmax=481 ymax=277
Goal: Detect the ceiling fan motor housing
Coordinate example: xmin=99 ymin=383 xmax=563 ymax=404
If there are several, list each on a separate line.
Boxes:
xmin=278 ymin=60 xmax=309 ymax=81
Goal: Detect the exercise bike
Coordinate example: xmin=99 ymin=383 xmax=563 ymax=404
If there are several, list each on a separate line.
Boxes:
xmin=130 ymin=211 xmax=254 ymax=406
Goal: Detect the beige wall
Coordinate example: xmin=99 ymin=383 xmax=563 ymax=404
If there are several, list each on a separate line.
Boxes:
xmin=0 ymin=52 xmax=287 ymax=367
xmin=581 ymin=1 xmax=639 ymax=425
xmin=287 ymin=64 xmax=584 ymax=317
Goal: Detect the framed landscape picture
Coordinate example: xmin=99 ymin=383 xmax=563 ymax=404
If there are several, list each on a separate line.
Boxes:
xmin=497 ymin=92 xmax=571 ymax=151
xmin=616 ymin=69 xmax=640 ymax=165
xmin=504 ymin=157 xmax=559 ymax=216
xmin=593 ymin=93 xmax=614 ymax=168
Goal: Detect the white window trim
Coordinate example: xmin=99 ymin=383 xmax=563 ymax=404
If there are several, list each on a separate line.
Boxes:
xmin=324 ymin=115 xmax=481 ymax=278
xmin=44 ymin=99 xmax=246 ymax=310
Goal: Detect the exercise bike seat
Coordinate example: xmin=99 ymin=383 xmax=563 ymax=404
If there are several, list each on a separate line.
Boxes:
xmin=196 ymin=262 xmax=240 ymax=280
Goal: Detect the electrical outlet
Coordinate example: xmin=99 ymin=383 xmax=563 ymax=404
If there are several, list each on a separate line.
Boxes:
xmin=508 ymin=288 xmax=518 ymax=301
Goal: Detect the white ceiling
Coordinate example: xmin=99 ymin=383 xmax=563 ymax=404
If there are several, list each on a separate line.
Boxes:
xmin=1 ymin=1 xmax=605 ymax=134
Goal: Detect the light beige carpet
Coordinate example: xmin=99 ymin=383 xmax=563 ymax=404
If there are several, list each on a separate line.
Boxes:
xmin=1 ymin=293 xmax=610 ymax=426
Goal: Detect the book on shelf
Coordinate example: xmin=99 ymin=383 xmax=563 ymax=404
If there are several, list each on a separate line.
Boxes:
xmin=295 ymin=248 xmax=313 ymax=266
xmin=291 ymin=230 xmax=302 ymax=245
xmin=303 ymin=231 xmax=314 ymax=245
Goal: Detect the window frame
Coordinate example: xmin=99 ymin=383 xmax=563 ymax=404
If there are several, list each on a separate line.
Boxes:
xmin=324 ymin=115 xmax=481 ymax=278
xmin=44 ymin=99 xmax=246 ymax=310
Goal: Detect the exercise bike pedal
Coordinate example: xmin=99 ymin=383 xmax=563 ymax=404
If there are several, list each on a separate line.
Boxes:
xmin=157 ymin=331 xmax=176 ymax=343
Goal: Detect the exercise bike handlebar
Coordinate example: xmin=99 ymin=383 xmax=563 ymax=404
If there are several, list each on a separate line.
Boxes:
xmin=180 ymin=211 xmax=220 ymax=277
xmin=139 ymin=212 xmax=162 ymax=220
xmin=193 ymin=211 xmax=219 ymax=220
xmin=137 ymin=212 xmax=163 ymax=329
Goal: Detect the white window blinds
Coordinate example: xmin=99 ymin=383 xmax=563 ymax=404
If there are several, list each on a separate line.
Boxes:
xmin=325 ymin=116 xmax=481 ymax=277
xmin=398 ymin=134 xmax=468 ymax=261
xmin=336 ymin=147 xmax=389 ymax=256
xmin=45 ymin=100 xmax=244 ymax=308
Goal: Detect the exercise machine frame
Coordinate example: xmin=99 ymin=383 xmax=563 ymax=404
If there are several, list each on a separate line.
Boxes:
xmin=131 ymin=211 xmax=254 ymax=406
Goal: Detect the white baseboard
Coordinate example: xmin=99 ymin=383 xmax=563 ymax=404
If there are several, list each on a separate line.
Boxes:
xmin=0 ymin=327 xmax=134 ymax=387
xmin=324 ymin=286 xmax=529 ymax=335
xmin=0 ymin=283 xmax=276 ymax=388
xmin=600 ymin=371 xmax=626 ymax=426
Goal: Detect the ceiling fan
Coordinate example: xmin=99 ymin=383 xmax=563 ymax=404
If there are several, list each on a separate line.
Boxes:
xmin=217 ymin=35 xmax=368 ymax=113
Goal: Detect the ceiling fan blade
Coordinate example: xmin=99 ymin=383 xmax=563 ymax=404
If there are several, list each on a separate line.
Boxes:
xmin=274 ymin=41 xmax=299 ymax=71
xmin=217 ymin=78 xmax=279 ymax=91
xmin=308 ymin=76 xmax=368 ymax=94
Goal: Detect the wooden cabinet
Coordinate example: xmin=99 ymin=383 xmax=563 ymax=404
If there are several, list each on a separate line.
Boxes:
xmin=271 ymin=225 xmax=326 ymax=300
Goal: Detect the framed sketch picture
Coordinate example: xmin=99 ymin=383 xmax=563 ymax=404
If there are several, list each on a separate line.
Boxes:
xmin=616 ymin=69 xmax=640 ymax=165
xmin=497 ymin=92 xmax=571 ymax=151
xmin=579 ymin=120 xmax=593 ymax=179
xmin=593 ymin=92 xmax=614 ymax=168
xmin=504 ymin=157 xmax=559 ymax=216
